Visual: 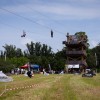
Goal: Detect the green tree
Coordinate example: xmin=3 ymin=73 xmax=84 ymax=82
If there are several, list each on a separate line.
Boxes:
xmin=0 ymin=59 xmax=14 ymax=73
xmin=91 ymin=43 xmax=100 ymax=71
xmin=26 ymin=41 xmax=35 ymax=56
xmin=35 ymin=42 xmax=41 ymax=56
xmin=53 ymin=49 xmax=66 ymax=71
xmin=10 ymin=57 xmax=29 ymax=68
xmin=3 ymin=44 xmax=16 ymax=58
xmin=16 ymin=48 xmax=23 ymax=57
xmin=86 ymin=49 xmax=96 ymax=68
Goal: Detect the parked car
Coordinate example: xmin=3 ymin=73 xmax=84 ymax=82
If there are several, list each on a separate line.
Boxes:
xmin=82 ymin=69 xmax=96 ymax=77
xmin=82 ymin=73 xmax=93 ymax=77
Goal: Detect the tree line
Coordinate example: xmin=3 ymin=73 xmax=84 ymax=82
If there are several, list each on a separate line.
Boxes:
xmin=0 ymin=32 xmax=100 ymax=73
xmin=0 ymin=41 xmax=66 ymax=73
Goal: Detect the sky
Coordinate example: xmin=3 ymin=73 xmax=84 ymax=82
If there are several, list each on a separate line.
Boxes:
xmin=0 ymin=0 xmax=100 ymax=53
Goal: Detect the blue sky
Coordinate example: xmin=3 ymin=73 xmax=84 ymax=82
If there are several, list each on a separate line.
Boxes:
xmin=0 ymin=0 xmax=100 ymax=52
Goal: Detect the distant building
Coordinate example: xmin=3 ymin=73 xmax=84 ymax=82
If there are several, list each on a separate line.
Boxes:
xmin=63 ymin=32 xmax=88 ymax=73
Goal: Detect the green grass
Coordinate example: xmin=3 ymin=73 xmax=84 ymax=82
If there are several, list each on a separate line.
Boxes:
xmin=0 ymin=74 xmax=100 ymax=100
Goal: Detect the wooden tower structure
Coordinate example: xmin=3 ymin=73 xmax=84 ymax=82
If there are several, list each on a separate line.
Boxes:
xmin=63 ymin=32 xmax=88 ymax=73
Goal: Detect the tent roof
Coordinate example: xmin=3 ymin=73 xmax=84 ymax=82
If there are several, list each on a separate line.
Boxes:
xmin=20 ymin=64 xmax=29 ymax=69
xmin=20 ymin=64 xmax=39 ymax=69
xmin=30 ymin=64 xmax=39 ymax=68
xmin=0 ymin=71 xmax=13 ymax=82
xmin=0 ymin=71 xmax=7 ymax=77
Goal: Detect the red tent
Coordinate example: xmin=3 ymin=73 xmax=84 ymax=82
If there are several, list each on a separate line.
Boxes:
xmin=20 ymin=64 xmax=29 ymax=69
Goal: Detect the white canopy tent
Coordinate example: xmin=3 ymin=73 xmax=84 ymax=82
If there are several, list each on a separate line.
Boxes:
xmin=68 ymin=64 xmax=79 ymax=68
xmin=0 ymin=71 xmax=13 ymax=82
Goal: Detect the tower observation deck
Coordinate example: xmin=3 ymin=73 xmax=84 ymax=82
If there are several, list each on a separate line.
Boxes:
xmin=63 ymin=32 xmax=88 ymax=73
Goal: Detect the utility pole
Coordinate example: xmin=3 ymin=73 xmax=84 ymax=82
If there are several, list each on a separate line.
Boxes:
xmin=4 ymin=52 xmax=6 ymax=61
xmin=0 ymin=50 xmax=1 ymax=58
xmin=48 ymin=64 xmax=51 ymax=73
xmin=95 ymin=53 xmax=98 ymax=73
xmin=95 ymin=53 xmax=97 ymax=66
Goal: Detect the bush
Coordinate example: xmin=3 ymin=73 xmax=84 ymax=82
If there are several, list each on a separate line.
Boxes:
xmin=0 ymin=59 xmax=14 ymax=73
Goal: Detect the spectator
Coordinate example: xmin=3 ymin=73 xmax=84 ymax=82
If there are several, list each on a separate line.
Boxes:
xmin=27 ymin=71 xmax=32 ymax=78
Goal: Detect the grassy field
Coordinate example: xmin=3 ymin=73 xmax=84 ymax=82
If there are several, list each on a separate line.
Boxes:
xmin=0 ymin=74 xmax=100 ymax=100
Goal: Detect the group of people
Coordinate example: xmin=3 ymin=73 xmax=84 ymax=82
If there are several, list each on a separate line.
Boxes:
xmin=11 ymin=68 xmax=26 ymax=75
xmin=11 ymin=68 xmax=34 ymax=78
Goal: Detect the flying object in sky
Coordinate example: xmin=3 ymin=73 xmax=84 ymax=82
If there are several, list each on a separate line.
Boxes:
xmin=21 ymin=30 xmax=26 ymax=37
xmin=51 ymin=30 xmax=53 ymax=38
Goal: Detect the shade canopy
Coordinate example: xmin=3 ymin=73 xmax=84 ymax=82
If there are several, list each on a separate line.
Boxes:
xmin=21 ymin=64 xmax=39 ymax=69
xmin=0 ymin=71 xmax=13 ymax=82
xmin=0 ymin=71 xmax=7 ymax=77
xmin=20 ymin=64 xmax=29 ymax=69
xmin=30 ymin=64 xmax=39 ymax=69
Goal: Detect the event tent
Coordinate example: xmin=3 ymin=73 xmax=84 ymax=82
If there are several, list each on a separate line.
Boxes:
xmin=0 ymin=71 xmax=13 ymax=82
xmin=30 ymin=64 xmax=39 ymax=69
xmin=30 ymin=64 xmax=40 ymax=73
xmin=20 ymin=64 xmax=29 ymax=69
xmin=21 ymin=64 xmax=39 ymax=69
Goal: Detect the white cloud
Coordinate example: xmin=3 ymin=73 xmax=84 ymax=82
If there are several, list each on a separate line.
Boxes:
xmin=1 ymin=1 xmax=100 ymax=20
xmin=71 ymin=0 xmax=98 ymax=3
xmin=36 ymin=20 xmax=45 ymax=26
xmin=33 ymin=4 xmax=100 ymax=20
xmin=89 ymin=40 xmax=98 ymax=48
xmin=20 ymin=37 xmax=34 ymax=45
xmin=20 ymin=37 xmax=36 ymax=50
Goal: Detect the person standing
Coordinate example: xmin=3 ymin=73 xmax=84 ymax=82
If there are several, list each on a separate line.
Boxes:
xmin=27 ymin=71 xmax=32 ymax=78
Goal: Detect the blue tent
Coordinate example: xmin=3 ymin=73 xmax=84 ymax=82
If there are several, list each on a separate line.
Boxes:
xmin=30 ymin=64 xmax=39 ymax=69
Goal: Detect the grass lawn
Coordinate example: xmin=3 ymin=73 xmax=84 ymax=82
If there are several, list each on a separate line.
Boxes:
xmin=0 ymin=74 xmax=100 ymax=100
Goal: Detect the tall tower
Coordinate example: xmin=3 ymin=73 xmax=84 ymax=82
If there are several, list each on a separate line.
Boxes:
xmin=63 ymin=32 xmax=88 ymax=73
